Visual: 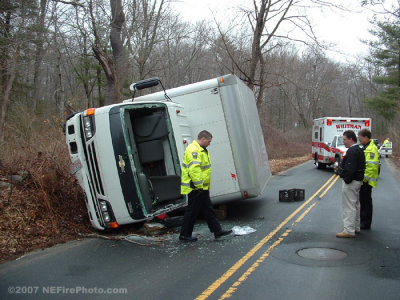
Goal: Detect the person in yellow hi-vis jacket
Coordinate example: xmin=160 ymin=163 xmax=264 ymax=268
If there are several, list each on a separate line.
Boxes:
xmin=382 ymin=138 xmax=390 ymax=147
xmin=179 ymin=130 xmax=232 ymax=242
xmin=358 ymin=129 xmax=380 ymax=230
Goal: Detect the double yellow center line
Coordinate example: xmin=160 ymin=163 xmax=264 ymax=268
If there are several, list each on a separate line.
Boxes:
xmin=196 ymin=174 xmax=340 ymax=300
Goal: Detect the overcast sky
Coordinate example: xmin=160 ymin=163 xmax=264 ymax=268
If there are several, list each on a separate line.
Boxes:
xmin=169 ymin=0 xmax=385 ymax=63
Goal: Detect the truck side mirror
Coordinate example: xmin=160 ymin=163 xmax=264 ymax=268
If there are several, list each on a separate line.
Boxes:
xmin=129 ymin=77 xmax=171 ymax=101
xmin=130 ymin=77 xmax=160 ymax=92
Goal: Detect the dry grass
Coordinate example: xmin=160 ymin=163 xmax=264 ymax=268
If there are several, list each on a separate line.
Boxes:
xmin=269 ymin=154 xmax=311 ymax=175
xmin=263 ymin=123 xmax=310 ymax=159
xmin=0 ymin=126 xmax=92 ymax=263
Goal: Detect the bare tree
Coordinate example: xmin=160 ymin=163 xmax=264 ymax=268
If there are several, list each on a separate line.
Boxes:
xmin=90 ymin=0 xmax=127 ymax=105
xmin=262 ymin=48 xmax=341 ymax=128
xmin=0 ymin=0 xmax=37 ymax=142
xmin=240 ymin=0 xmax=315 ymax=109
xmin=0 ymin=48 xmax=19 ymax=143
xmin=32 ymin=0 xmax=48 ymax=112
xmin=215 ymin=0 xmax=344 ymax=111
xmin=125 ymin=0 xmax=166 ymax=81
xmin=154 ymin=18 xmax=215 ymax=88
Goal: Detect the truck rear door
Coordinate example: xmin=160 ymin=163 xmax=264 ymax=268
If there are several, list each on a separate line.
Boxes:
xmin=172 ymin=87 xmax=240 ymax=199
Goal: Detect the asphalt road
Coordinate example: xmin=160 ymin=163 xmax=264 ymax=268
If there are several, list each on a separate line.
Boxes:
xmin=1 ymin=159 xmax=399 ymax=300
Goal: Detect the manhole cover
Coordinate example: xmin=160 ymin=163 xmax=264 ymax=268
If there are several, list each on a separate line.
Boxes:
xmin=297 ymin=247 xmax=347 ymax=260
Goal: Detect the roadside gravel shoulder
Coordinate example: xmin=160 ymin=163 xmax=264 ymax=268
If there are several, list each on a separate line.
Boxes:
xmin=384 ymin=156 xmax=400 ymax=185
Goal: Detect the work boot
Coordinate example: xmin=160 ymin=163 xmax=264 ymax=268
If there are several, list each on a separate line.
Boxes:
xmin=179 ymin=235 xmax=198 ymax=242
xmin=214 ymin=229 xmax=232 ymax=239
xmin=336 ymin=232 xmax=355 ymax=238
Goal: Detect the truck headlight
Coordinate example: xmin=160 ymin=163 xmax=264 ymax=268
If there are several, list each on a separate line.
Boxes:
xmin=98 ymin=199 xmax=119 ymax=228
xmin=83 ymin=108 xmax=96 ymax=140
xmin=100 ymin=201 xmax=108 ymax=212
xmin=102 ymin=212 xmax=111 ymax=222
xmin=83 ymin=116 xmax=94 ymax=139
xmin=100 ymin=201 xmax=110 ymax=221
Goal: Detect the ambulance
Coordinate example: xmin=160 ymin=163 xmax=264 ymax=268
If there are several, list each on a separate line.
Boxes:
xmin=312 ymin=117 xmax=371 ymax=172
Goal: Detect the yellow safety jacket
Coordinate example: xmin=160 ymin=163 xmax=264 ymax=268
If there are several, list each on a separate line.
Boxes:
xmin=181 ymin=140 xmax=212 ymax=195
xmin=363 ymin=139 xmax=380 ymax=188
xmin=383 ymin=139 xmax=390 ymax=147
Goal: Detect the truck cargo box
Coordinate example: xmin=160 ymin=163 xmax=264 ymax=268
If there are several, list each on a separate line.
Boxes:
xmin=127 ymin=74 xmax=271 ymax=204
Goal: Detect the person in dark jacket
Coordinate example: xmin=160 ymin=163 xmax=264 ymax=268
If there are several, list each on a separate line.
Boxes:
xmin=336 ymin=130 xmax=365 ymax=238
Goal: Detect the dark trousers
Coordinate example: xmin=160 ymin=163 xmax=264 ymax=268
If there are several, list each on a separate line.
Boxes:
xmin=360 ymin=182 xmax=373 ymax=228
xmin=180 ymin=189 xmax=221 ymax=237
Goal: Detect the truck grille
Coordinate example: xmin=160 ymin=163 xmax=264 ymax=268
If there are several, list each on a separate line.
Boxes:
xmin=77 ymin=115 xmax=105 ymax=228
xmin=87 ymin=143 xmax=105 ymax=196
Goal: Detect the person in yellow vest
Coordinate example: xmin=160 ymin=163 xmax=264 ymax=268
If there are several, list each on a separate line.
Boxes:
xmin=358 ymin=129 xmax=380 ymax=230
xmin=382 ymin=138 xmax=390 ymax=147
xmin=179 ymin=130 xmax=232 ymax=242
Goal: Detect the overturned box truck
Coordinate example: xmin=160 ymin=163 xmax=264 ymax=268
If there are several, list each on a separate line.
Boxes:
xmin=65 ymin=74 xmax=271 ymax=230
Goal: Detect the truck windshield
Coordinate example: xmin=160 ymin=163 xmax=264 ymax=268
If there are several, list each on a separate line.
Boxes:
xmin=337 ymin=136 xmax=344 ymax=146
xmin=337 ymin=136 xmax=360 ymax=146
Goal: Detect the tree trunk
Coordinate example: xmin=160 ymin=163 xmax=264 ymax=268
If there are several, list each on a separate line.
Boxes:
xmin=256 ymin=54 xmax=266 ymax=111
xmin=56 ymin=50 xmax=65 ymax=117
xmin=90 ymin=0 xmax=126 ymax=106
xmin=0 ymin=11 xmax=13 ymax=143
xmin=0 ymin=49 xmax=18 ymax=143
xmin=97 ymin=67 xmax=104 ymax=107
xmin=32 ymin=0 xmax=48 ymax=112
xmin=248 ymin=0 xmax=267 ymax=91
xmin=109 ymin=0 xmax=127 ymax=103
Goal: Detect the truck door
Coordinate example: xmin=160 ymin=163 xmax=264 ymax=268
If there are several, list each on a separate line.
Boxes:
xmin=172 ymin=88 xmax=240 ymax=198
xmin=331 ymin=136 xmax=337 ymax=148
xmin=121 ymin=103 xmax=185 ymax=217
xmin=166 ymin=103 xmax=193 ymax=163
xmin=320 ymin=127 xmax=323 ymax=143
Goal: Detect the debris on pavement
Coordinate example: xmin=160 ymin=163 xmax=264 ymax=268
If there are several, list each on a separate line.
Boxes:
xmin=232 ymin=226 xmax=256 ymax=236
xmin=143 ymin=222 xmax=168 ymax=236
xmin=79 ymin=233 xmax=166 ymax=246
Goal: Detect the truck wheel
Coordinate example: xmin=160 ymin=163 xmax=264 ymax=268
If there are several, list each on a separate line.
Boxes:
xmin=333 ymin=157 xmax=341 ymax=174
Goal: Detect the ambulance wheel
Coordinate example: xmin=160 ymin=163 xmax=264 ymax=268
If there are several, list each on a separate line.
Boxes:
xmin=315 ymin=158 xmax=326 ymax=169
xmin=386 ymin=155 xmax=388 ymax=158
xmin=333 ymin=157 xmax=341 ymax=174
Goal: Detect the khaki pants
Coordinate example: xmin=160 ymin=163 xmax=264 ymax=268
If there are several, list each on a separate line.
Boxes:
xmin=342 ymin=180 xmax=362 ymax=234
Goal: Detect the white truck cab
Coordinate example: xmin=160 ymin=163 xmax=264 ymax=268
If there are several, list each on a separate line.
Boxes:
xmin=66 ymin=101 xmax=185 ymax=230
